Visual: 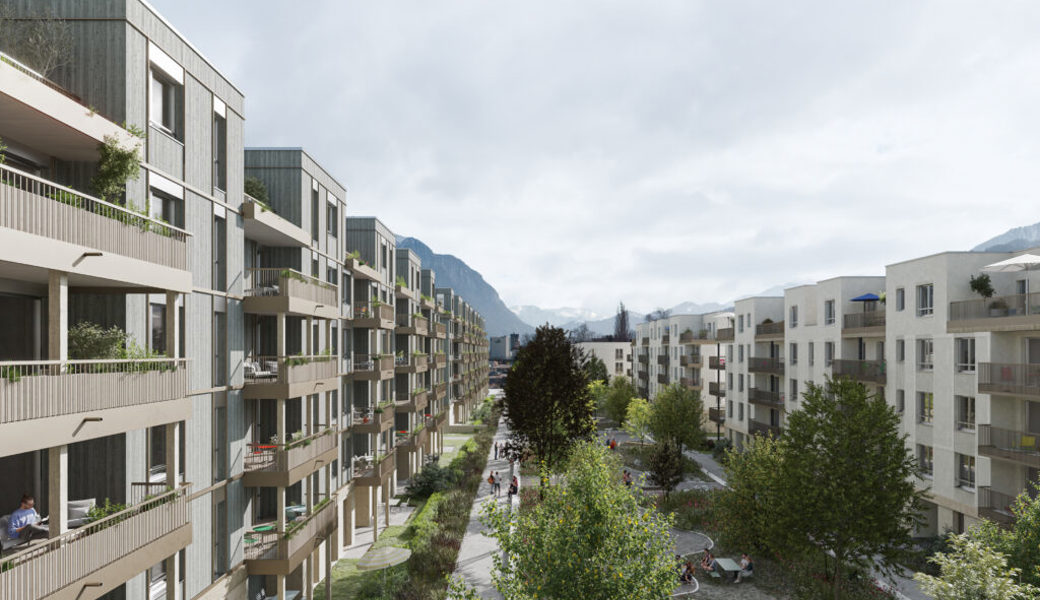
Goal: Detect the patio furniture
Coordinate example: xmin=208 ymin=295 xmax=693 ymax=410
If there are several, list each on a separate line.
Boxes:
xmin=67 ymin=498 xmax=96 ymax=528
xmin=244 ymin=360 xmax=273 ymax=379
xmin=0 ymin=515 xmax=29 ymax=555
xmin=714 ymin=557 xmax=741 ymax=582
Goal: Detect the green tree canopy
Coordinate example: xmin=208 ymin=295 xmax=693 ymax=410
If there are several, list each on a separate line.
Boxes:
xmin=778 ymin=377 xmax=925 ymax=599
xmin=503 ymin=325 xmax=594 ymax=469
xmin=604 ymin=376 xmax=637 ymax=426
xmin=480 ymin=442 xmax=677 ymax=600
xmin=622 ymin=397 xmax=651 ymax=445
xmin=647 ymin=440 xmax=683 ymax=496
xmin=584 ymin=354 xmax=609 ymax=382
xmin=971 ymin=478 xmax=1040 ymax=586
xmin=715 ymin=434 xmax=786 ymax=554
xmin=648 ymin=383 xmax=705 ymax=454
xmin=914 ymin=533 xmax=1040 ymax=600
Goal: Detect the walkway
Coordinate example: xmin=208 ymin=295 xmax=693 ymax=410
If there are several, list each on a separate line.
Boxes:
xmin=452 ymin=416 xmax=511 ymax=599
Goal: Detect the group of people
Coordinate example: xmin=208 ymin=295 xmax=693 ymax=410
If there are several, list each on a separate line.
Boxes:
xmin=677 ymin=551 xmax=754 ymax=584
xmin=487 ymin=471 xmax=519 ymax=499
xmin=606 ymin=437 xmax=618 ymax=450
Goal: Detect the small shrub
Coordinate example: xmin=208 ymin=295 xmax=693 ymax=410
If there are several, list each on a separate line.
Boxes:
xmin=68 ymin=322 xmax=128 ymax=360
xmin=406 ymin=464 xmax=460 ymax=500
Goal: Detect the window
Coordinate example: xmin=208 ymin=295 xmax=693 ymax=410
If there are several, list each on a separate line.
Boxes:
xmin=738 ymin=315 xmax=744 ymax=333
xmin=311 ymin=186 xmax=320 ymax=240
xmin=738 ymin=345 xmax=744 ymax=363
xmin=212 ymin=112 xmax=227 ymax=191
xmin=327 ymin=202 xmax=338 ymax=236
xmin=824 ymin=342 xmax=834 ymax=366
xmin=957 ymin=454 xmax=975 ymax=489
xmin=918 ymin=445 xmax=934 ymax=476
xmin=149 ymin=188 xmax=184 ymax=228
xmin=808 ymin=342 xmax=814 ymax=366
xmin=918 ymin=338 xmax=934 ymax=371
xmin=896 ymin=339 xmax=905 ymax=362
xmin=212 ymin=297 xmax=227 ymax=387
xmin=956 ymin=396 xmax=976 ymax=431
xmin=790 ymin=305 xmax=798 ymax=327
xmin=728 ymin=401 xmax=733 ymax=418
xmin=212 ymin=214 xmax=227 ymax=291
xmin=824 ymin=300 xmax=835 ymax=325
xmin=895 ymin=287 xmax=905 ymax=311
xmin=918 ymin=392 xmax=934 ymax=424
xmin=213 ymin=399 xmax=227 ymax=482
xmin=150 ymin=303 xmax=166 ymax=354
xmin=738 ymin=374 xmax=744 ymax=392
xmin=896 ymin=389 xmax=905 ymax=414
xmin=955 ymin=338 xmax=976 ymax=372
xmin=212 ymin=497 xmax=228 ymax=579
xmin=789 ymin=378 xmax=798 ymax=402
xmin=917 ymin=284 xmax=934 ymax=316
xmin=327 ymin=266 xmax=338 ymax=286
xmin=616 ymin=349 xmax=623 ymax=359
xmin=790 ymin=343 xmax=798 ymax=365
xmin=738 ymin=403 xmax=744 ymax=421
xmin=727 ymin=373 xmax=733 ymax=390
xmin=150 ymin=69 xmax=182 ymax=137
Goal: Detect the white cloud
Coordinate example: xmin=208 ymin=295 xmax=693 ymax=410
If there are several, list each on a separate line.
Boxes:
xmin=153 ymin=0 xmax=1040 ymax=314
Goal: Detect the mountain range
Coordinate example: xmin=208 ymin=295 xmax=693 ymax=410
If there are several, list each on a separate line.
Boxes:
xmin=972 ymin=221 xmax=1040 ymax=252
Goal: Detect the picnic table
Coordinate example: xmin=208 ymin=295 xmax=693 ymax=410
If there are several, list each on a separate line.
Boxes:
xmin=714 ymin=557 xmax=741 ymax=581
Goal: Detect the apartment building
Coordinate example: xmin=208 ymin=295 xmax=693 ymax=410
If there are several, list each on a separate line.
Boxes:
xmin=0 ymin=3 xmax=489 ymax=599
xmin=575 ymin=341 xmax=632 ymax=380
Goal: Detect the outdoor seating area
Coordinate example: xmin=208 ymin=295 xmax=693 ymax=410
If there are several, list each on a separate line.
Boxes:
xmin=244 ymin=358 xmax=279 ymax=380
xmin=0 ymin=498 xmax=96 ymax=557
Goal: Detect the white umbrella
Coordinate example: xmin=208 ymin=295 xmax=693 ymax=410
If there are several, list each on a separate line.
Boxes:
xmin=982 ymin=253 xmax=1040 ymax=273
xmin=357 ymin=546 xmax=412 ymax=599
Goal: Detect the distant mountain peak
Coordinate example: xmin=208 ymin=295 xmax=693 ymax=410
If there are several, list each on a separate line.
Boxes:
xmin=396 ymin=236 xmax=532 ymax=337
xmin=972 ymin=221 xmax=1040 ymax=253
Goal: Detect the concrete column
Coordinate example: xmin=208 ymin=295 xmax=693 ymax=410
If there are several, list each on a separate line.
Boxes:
xmin=276 ymin=574 xmax=285 ymax=600
xmin=383 ymin=480 xmax=390 ymax=528
xmin=344 ymin=493 xmax=355 ymax=547
xmin=47 ymin=271 xmax=67 ymax=361
xmin=355 ymin=485 xmax=370 ymax=528
xmin=324 ymin=319 xmax=332 ymax=353
xmin=371 ymin=486 xmax=378 ymax=543
xmin=47 ymin=445 xmax=67 ymax=538
xmin=165 ymin=291 xmax=180 ymax=358
xmin=324 ymin=531 xmax=333 ymax=600
xmin=306 ymin=316 xmax=314 ymax=355
xmin=165 ymin=550 xmax=180 ymax=600
xmin=165 ymin=422 xmax=180 ymax=488
xmin=276 ymin=312 xmax=286 ymax=357
xmin=302 ymin=558 xmax=310 ymax=600
xmin=277 ymin=486 xmax=286 ymax=534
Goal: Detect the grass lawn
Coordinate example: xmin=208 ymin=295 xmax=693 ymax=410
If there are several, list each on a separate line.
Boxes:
xmin=438 ymin=433 xmax=475 ymax=467
xmin=311 ymin=516 xmax=420 ymax=599
xmin=619 ymin=443 xmax=707 ymax=480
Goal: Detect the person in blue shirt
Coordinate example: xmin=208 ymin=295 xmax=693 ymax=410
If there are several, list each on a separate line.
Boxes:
xmin=8 ymin=494 xmax=47 ymax=541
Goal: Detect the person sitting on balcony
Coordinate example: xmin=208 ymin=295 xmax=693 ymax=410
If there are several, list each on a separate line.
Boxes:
xmin=8 ymin=494 xmax=48 ymax=541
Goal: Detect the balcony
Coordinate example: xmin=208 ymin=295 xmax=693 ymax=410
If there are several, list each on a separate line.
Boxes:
xmin=434 ymin=382 xmax=447 ymax=399
xmin=0 ymin=358 xmax=189 ymax=455
xmin=978 ymin=363 xmax=1040 ymax=397
xmin=395 ymin=353 xmax=429 ymax=374
xmin=842 ymin=311 xmax=886 ymax=336
xmin=0 ymin=164 xmax=192 ymax=292
xmin=433 ymin=322 xmax=447 ymax=339
xmin=978 ymin=486 xmax=1017 ymax=525
xmin=717 ymin=327 xmax=734 ymax=341
xmin=243 ymin=268 xmax=339 ymax=320
xmin=680 ymin=377 xmax=701 ymax=390
xmin=948 ymin=293 xmax=1040 ymax=333
xmin=754 ymin=320 xmax=785 ymax=340
xmin=657 ymin=373 xmax=669 ymax=384
xmin=344 ymin=255 xmax=381 ymax=282
xmin=748 ymin=357 xmax=784 ymax=375
xmin=347 ymin=353 xmax=395 ymax=381
xmin=708 ymin=407 xmax=725 ymax=424
xmin=243 ymin=355 xmax=338 ymax=399
xmin=680 ymin=353 xmax=701 ymax=367
xmin=352 ymin=301 xmax=396 ymax=330
xmin=396 ymin=425 xmax=429 ymax=450
xmin=708 ymin=381 xmax=725 ymax=397
xmin=749 ymin=421 xmax=781 ymax=437
xmin=395 ymin=389 xmax=429 ymax=414
xmin=657 ymin=354 xmax=669 ymax=366
xmin=708 ymin=356 xmax=725 ymax=370
xmin=637 ymin=354 xmax=649 ymax=365
xmin=662 ymin=334 xmax=671 ymax=345
xmin=243 ymin=426 xmax=339 ymax=488
xmin=978 ymin=424 xmax=1040 ymax=468
xmin=749 ymin=387 xmax=784 ymax=409
xmin=245 ymin=497 xmax=337 ymax=575
xmin=351 ymin=405 xmax=395 ymax=434
xmin=241 ymin=196 xmax=310 ymax=247
xmin=396 ymin=314 xmax=429 ymax=337
xmin=0 ymin=485 xmax=191 ymax=600
xmin=353 ymin=451 xmax=396 ymax=486
xmin=831 ymin=359 xmax=887 ymax=385
xmin=641 ymin=337 xmax=649 ymax=347
xmin=432 ymin=353 xmax=447 ymax=368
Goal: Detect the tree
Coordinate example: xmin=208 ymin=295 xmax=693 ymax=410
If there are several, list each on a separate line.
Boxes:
xmin=584 ymin=354 xmax=608 ymax=382
xmin=604 ymin=376 xmax=637 ymax=426
xmin=622 ymin=398 xmax=651 ymax=445
xmin=568 ymin=322 xmax=594 ymax=343
xmin=613 ymin=302 xmax=631 ymax=341
xmin=972 ymin=478 xmax=1040 ymax=586
xmin=648 ymin=384 xmax=705 ymax=455
xmin=0 ymin=6 xmax=73 ymax=78
xmin=914 ymin=533 xmax=1040 ymax=600
xmin=244 ymin=176 xmax=270 ymax=204
xmin=647 ymin=440 xmax=683 ymax=496
xmin=644 ymin=308 xmax=671 ymax=322
xmin=778 ymin=377 xmax=925 ymax=600
xmin=503 ymin=325 xmax=595 ymax=470
xmin=480 ymin=442 xmax=677 ymax=600
xmin=715 ymin=435 xmax=786 ymax=553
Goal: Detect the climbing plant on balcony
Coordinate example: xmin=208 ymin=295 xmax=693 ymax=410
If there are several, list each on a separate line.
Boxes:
xmin=91 ymin=125 xmax=145 ymax=204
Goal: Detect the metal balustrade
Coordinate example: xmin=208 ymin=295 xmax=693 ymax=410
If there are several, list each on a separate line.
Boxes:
xmin=244 ymin=268 xmax=337 ymax=306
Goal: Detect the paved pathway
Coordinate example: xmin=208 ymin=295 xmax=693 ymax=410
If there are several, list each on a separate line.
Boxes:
xmin=452 ymin=417 xmax=512 ymax=599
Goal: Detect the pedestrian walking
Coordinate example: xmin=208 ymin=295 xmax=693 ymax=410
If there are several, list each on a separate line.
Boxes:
xmin=508 ymin=476 xmax=518 ymax=500
xmin=493 ymin=471 xmax=502 ymax=497
xmin=494 ymin=442 xmax=499 ymax=460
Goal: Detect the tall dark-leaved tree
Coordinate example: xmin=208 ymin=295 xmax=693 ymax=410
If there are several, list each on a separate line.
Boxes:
xmin=613 ymin=301 xmax=631 ymax=342
xmin=504 ymin=325 xmax=595 ymax=470
xmin=778 ymin=377 xmax=925 ymax=600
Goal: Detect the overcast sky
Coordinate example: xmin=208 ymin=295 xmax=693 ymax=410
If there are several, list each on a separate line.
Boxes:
xmin=153 ymin=0 xmax=1040 ymax=315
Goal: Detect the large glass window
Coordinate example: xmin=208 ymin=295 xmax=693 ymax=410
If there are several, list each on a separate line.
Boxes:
xmin=213 ymin=214 xmax=227 ymax=291
xmin=150 ymin=69 xmax=182 ymax=138
xmin=918 ymin=338 xmax=934 ymax=371
xmin=917 ymin=284 xmax=934 ymax=316
xmin=824 ymin=300 xmax=835 ymax=325
xmin=918 ymin=445 xmax=933 ymax=476
xmin=213 ymin=298 xmax=227 ymax=387
xmin=918 ymin=392 xmax=934 ymax=424
xmin=956 ymin=338 xmax=976 ymax=372
xmin=956 ymin=396 xmax=976 ymax=431
xmin=150 ymin=302 xmax=166 ymax=354
xmin=212 ymin=112 xmax=227 ymax=191
xmin=957 ymin=454 xmax=975 ymax=489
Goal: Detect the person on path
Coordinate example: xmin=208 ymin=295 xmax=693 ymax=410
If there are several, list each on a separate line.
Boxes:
xmin=736 ymin=553 xmax=754 ymax=583
xmin=623 ymin=470 xmax=632 ymax=487
xmin=508 ymin=476 xmax=518 ymax=500
xmin=494 ymin=442 xmax=498 ymax=460
xmin=493 ymin=471 xmax=502 ymax=497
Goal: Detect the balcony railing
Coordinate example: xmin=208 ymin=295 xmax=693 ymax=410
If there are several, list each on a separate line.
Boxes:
xmin=717 ymin=328 xmax=734 ymax=341
xmin=708 ymin=356 xmax=725 ymax=370
xmin=749 ymin=421 xmax=781 ymax=437
xmin=0 ymin=485 xmax=190 ymax=600
xmin=245 ymin=496 xmax=336 ymax=562
xmin=0 ymin=163 xmax=190 ymax=270
xmin=354 ymin=301 xmax=394 ymax=323
xmin=978 ymin=363 xmax=1040 ymax=397
xmin=680 ymin=353 xmax=701 ymax=367
xmin=0 ymin=358 xmax=187 ymax=424
xmin=978 ymin=486 xmax=1017 ymax=525
xmin=748 ymin=357 xmax=784 ymax=375
xmin=657 ymin=373 xmax=669 ymax=384
xmin=662 ymin=334 xmax=671 ymax=345
xmin=831 ymin=359 xmax=887 ymax=385
xmin=749 ymin=387 xmax=784 ymax=409
xmin=656 ymin=354 xmax=669 ymax=365
xmin=755 ymin=321 xmax=785 ymax=336
xmin=679 ymin=377 xmax=700 ymax=389
xmin=949 ymin=293 xmax=1040 ymax=323
xmin=708 ymin=381 xmax=725 ymax=397
xmin=978 ymin=424 xmax=1040 ymax=468
xmin=843 ymin=311 xmax=886 ymax=330
xmin=708 ymin=407 xmax=725 ymax=424
xmin=353 ymin=452 xmax=395 ymax=485
xmin=244 ymin=355 xmax=337 ymax=384
xmin=244 ymin=268 xmax=337 ymax=306
xmin=641 ymin=337 xmax=649 ymax=347
xmin=244 ymin=426 xmax=338 ymax=474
